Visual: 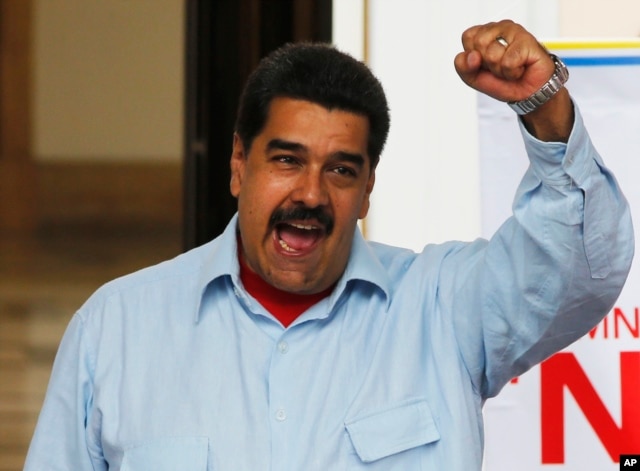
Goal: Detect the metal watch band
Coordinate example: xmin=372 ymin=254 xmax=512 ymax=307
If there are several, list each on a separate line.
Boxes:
xmin=508 ymin=54 xmax=569 ymax=115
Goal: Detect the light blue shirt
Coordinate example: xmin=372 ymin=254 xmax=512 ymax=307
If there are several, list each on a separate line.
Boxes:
xmin=26 ymin=108 xmax=633 ymax=470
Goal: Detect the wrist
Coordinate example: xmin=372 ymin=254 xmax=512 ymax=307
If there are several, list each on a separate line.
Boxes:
xmin=508 ymin=54 xmax=569 ymax=116
xmin=521 ymin=88 xmax=574 ymax=143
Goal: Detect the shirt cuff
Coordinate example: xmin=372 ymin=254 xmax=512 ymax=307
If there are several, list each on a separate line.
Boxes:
xmin=518 ymin=101 xmax=597 ymax=186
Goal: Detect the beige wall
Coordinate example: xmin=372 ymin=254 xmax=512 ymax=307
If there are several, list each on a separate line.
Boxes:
xmin=560 ymin=0 xmax=640 ymax=37
xmin=32 ymin=0 xmax=184 ymax=162
xmin=30 ymin=0 xmax=638 ymax=166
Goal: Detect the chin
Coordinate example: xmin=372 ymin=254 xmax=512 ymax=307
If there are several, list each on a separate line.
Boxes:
xmin=274 ymin=276 xmax=321 ymax=295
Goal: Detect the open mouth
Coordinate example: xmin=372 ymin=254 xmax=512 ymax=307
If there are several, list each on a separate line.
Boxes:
xmin=275 ymin=222 xmax=324 ymax=254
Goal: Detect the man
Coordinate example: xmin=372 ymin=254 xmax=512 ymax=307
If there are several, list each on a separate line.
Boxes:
xmin=25 ymin=20 xmax=633 ymax=470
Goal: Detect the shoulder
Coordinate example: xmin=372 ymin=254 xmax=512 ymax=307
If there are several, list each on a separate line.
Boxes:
xmin=354 ymin=237 xmax=487 ymax=298
xmin=368 ymin=238 xmax=486 ymax=273
xmin=76 ymin=237 xmax=223 ymax=322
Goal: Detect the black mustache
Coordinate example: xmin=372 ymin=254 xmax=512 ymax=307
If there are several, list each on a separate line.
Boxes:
xmin=269 ymin=206 xmax=334 ymax=235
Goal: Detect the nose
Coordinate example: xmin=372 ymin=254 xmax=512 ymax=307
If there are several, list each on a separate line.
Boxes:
xmin=290 ymin=168 xmax=329 ymax=208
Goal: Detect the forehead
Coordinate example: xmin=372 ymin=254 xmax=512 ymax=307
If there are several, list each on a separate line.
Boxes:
xmin=256 ymin=97 xmax=370 ymax=155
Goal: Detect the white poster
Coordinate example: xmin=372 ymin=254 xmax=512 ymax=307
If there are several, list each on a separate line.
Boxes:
xmin=481 ymin=41 xmax=640 ymax=470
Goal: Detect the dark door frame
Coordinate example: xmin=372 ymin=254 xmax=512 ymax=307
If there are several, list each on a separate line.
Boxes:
xmin=183 ymin=0 xmax=332 ymax=250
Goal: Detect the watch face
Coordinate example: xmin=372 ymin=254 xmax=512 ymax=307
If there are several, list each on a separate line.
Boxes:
xmin=550 ymin=54 xmax=570 ymax=82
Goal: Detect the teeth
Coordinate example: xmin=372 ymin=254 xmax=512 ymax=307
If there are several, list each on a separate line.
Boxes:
xmin=290 ymin=223 xmax=317 ymax=230
xmin=279 ymin=239 xmax=295 ymax=252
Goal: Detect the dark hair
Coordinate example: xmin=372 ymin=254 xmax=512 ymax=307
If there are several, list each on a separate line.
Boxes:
xmin=234 ymin=42 xmax=390 ymax=167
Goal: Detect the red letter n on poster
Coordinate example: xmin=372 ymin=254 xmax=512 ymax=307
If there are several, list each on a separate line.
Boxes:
xmin=540 ymin=352 xmax=640 ymax=463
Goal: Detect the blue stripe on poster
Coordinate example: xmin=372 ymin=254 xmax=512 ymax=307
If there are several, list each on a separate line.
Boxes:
xmin=561 ymin=56 xmax=640 ymax=66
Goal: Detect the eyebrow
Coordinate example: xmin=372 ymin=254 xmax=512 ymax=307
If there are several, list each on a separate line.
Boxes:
xmin=332 ymin=151 xmax=366 ymax=169
xmin=266 ymin=138 xmax=307 ymax=154
xmin=266 ymin=138 xmax=366 ymax=169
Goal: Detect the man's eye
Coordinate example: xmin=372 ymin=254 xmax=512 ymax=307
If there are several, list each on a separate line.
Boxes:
xmin=333 ymin=166 xmax=356 ymax=177
xmin=275 ymin=155 xmax=297 ymax=164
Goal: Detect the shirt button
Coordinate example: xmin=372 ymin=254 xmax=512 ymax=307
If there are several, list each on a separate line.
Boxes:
xmin=277 ymin=341 xmax=289 ymax=354
xmin=275 ymin=408 xmax=287 ymax=421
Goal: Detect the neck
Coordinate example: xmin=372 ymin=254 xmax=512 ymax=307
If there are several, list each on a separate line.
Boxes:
xmin=237 ymin=236 xmax=334 ymax=327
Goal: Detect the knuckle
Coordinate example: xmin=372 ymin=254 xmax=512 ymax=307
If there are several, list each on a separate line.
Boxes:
xmin=461 ymin=28 xmax=475 ymax=45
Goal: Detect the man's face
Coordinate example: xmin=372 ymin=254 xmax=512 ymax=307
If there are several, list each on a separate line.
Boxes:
xmin=230 ymin=97 xmax=375 ymax=294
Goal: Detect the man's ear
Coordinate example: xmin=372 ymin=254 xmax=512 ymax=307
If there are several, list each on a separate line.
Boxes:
xmin=230 ymin=134 xmax=246 ymax=197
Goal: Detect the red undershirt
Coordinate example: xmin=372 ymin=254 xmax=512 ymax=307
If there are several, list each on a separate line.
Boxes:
xmin=238 ymin=240 xmax=334 ymax=328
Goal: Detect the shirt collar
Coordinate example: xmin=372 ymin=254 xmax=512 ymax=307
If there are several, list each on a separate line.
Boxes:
xmin=332 ymin=226 xmax=391 ymax=308
xmin=194 ymin=214 xmax=241 ymax=322
xmin=195 ymin=214 xmax=391 ymax=321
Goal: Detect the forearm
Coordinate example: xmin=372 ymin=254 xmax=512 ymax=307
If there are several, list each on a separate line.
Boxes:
xmin=521 ymin=87 xmax=574 ymax=143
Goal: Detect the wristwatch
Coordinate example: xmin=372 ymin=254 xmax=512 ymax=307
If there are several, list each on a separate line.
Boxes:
xmin=508 ymin=54 xmax=569 ymax=115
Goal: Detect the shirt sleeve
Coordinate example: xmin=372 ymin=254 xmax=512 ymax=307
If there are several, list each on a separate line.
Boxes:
xmin=445 ymin=103 xmax=634 ymax=399
xmin=24 ymin=312 xmax=104 ymax=470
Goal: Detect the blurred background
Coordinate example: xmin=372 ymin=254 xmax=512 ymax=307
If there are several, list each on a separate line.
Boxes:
xmin=0 ymin=1 xmax=638 ymax=470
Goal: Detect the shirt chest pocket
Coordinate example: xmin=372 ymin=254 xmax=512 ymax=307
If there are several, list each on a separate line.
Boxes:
xmin=120 ymin=436 xmax=209 ymax=471
xmin=345 ymin=399 xmax=440 ymax=468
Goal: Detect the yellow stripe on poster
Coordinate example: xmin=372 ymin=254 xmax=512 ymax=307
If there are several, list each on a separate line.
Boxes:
xmin=544 ymin=40 xmax=640 ymax=50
